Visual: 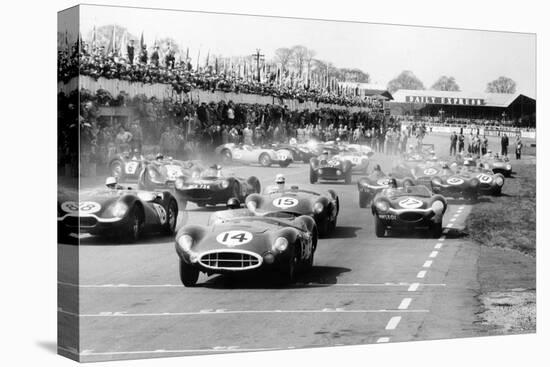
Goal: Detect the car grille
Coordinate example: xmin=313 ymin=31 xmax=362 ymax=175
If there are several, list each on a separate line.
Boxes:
xmin=63 ymin=216 xmax=98 ymax=228
xmin=398 ymin=212 xmax=424 ymax=222
xmin=199 ymin=250 xmax=262 ymax=270
xmin=182 ymin=189 xmax=213 ymax=199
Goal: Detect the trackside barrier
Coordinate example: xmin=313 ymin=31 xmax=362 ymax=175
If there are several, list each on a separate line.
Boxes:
xmin=58 ymin=76 xmax=372 ymax=113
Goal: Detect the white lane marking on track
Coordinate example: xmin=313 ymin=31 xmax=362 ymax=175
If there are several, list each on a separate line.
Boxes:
xmin=377 ymin=337 xmax=390 ymax=343
xmin=408 ymin=283 xmax=420 ymax=291
xmin=58 ymin=308 xmax=429 ymax=318
xmin=459 ymin=206 xmax=465 ymax=210
xmin=447 ymin=223 xmax=454 ymax=228
xmin=385 ymin=316 xmax=402 ymax=330
xmin=423 ymin=260 xmax=433 ymax=268
xmin=435 ymin=243 xmax=443 ymax=249
xmin=417 ymin=270 xmax=427 ymax=278
xmin=429 ymin=251 xmax=439 ymax=258
xmin=58 ymin=281 xmax=447 ymax=289
xmin=449 ymin=218 xmax=456 ymax=222
xmin=453 ymin=213 xmax=460 ymax=218
xmin=439 ymin=236 xmax=446 ymax=241
xmin=398 ymin=298 xmax=412 ymax=310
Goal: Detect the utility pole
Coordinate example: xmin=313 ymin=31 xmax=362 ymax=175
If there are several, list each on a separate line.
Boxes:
xmin=251 ymin=49 xmax=265 ymax=82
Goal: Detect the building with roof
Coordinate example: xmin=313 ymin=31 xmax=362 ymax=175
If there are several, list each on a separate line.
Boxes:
xmin=388 ymin=89 xmax=536 ymax=126
xmin=338 ymin=82 xmax=393 ymax=100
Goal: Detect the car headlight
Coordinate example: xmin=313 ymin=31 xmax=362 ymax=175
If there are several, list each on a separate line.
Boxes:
xmin=431 ymin=200 xmax=444 ymax=213
xmin=221 ymin=180 xmax=230 ymax=189
xmin=313 ymin=202 xmax=324 ymax=213
xmin=375 ymin=201 xmax=389 ymax=212
xmin=336 ymin=170 xmax=342 ymax=175
xmin=470 ymin=179 xmax=479 ymax=187
xmin=175 ymin=178 xmax=185 ymax=189
xmin=506 ymin=164 xmax=511 ymax=170
xmin=177 ymin=234 xmax=193 ymax=252
xmin=495 ymin=176 xmax=504 ymax=186
xmin=246 ymin=201 xmax=257 ymax=211
xmin=272 ymin=237 xmax=289 ymax=252
xmin=111 ymin=202 xmax=128 ymax=217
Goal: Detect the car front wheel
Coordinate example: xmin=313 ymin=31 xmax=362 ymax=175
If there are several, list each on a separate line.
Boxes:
xmin=179 ymin=259 xmax=200 ymax=287
xmin=374 ymin=215 xmax=386 ymax=237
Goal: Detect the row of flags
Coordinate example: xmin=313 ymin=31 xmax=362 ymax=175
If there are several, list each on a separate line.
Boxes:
xmin=63 ymin=25 xmax=366 ymax=97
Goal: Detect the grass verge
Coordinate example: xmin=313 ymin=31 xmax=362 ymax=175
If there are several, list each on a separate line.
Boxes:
xmin=465 ymin=160 xmax=536 ymax=256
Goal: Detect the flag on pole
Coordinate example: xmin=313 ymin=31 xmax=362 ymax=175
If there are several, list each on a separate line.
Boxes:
xmin=92 ymin=26 xmax=97 ymax=48
xmin=107 ymin=25 xmax=116 ymax=55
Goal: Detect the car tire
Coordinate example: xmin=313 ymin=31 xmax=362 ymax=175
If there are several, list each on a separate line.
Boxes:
xmin=280 ymin=249 xmax=298 ymax=284
xmin=179 ymin=259 xmax=199 ymax=287
xmin=124 ymin=206 xmax=143 ymax=242
xmin=164 ymin=199 xmax=178 ymax=234
xmin=309 ymin=167 xmax=318 ymax=184
xmin=430 ymin=221 xmax=443 ymax=238
xmin=374 ymin=215 xmax=386 ymax=237
xmin=279 ymin=161 xmax=291 ymax=168
xmin=109 ymin=159 xmax=123 ymax=178
xmin=318 ymin=217 xmax=330 ymax=238
xmin=259 ymin=153 xmax=272 ymax=167
xmin=220 ymin=149 xmax=232 ymax=164
xmin=359 ymin=192 xmax=369 ymax=208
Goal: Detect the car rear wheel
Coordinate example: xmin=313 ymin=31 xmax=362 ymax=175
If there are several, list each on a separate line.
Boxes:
xmin=179 ymin=259 xmax=199 ymax=287
xmin=279 ymin=161 xmax=291 ymax=168
xmin=374 ymin=215 xmax=386 ymax=237
xmin=259 ymin=153 xmax=272 ymax=167
xmin=310 ymin=167 xmax=318 ymax=184
xmin=164 ymin=199 xmax=178 ymax=234
xmin=124 ymin=206 xmax=143 ymax=242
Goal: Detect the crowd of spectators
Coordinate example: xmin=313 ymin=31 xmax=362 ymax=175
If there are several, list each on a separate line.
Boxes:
xmin=58 ymin=41 xmax=380 ymax=108
xmin=58 ymin=88 xmax=393 ymax=166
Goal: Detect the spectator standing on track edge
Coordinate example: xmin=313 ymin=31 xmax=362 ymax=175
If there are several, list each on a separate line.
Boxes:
xmin=501 ymin=133 xmax=509 ymax=157
xmin=450 ymin=131 xmax=457 ymax=156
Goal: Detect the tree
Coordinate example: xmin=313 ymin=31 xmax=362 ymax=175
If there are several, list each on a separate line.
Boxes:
xmin=339 ymin=68 xmax=371 ymax=83
xmin=486 ymin=76 xmax=517 ymax=94
xmin=290 ymin=45 xmax=309 ymax=77
xmin=274 ymin=47 xmax=293 ymax=72
xmin=431 ymin=76 xmax=460 ymax=91
xmin=387 ymin=70 xmax=425 ymax=93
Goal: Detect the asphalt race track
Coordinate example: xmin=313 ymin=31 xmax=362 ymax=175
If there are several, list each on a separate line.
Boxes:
xmin=58 ymin=134 xmax=494 ymax=362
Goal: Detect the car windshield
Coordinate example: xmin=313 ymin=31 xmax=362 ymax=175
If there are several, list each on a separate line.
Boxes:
xmin=385 ymin=186 xmax=431 ymax=198
xmin=201 ymin=169 xmax=222 ymax=178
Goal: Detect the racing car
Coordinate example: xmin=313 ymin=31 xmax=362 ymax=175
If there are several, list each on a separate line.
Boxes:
xmin=371 ymin=185 xmax=447 ymax=238
xmin=481 ymin=154 xmax=512 ymax=177
xmin=309 ymin=150 xmax=353 ymax=184
xmin=467 ymin=165 xmax=505 ymax=196
xmin=430 ymin=169 xmax=480 ymax=200
xmin=245 ymin=184 xmax=339 ymax=237
xmin=175 ymin=203 xmax=317 ymax=286
xmin=138 ymin=157 xmax=203 ymax=192
xmin=215 ymin=143 xmax=293 ymax=167
xmin=331 ymin=149 xmax=373 ymax=174
xmin=174 ymin=165 xmax=261 ymax=207
xmin=58 ymin=182 xmax=179 ymax=242
xmin=357 ymin=167 xmax=414 ymax=208
xmin=108 ymin=151 xmax=148 ymax=182
xmin=266 ymin=140 xmax=317 ymax=163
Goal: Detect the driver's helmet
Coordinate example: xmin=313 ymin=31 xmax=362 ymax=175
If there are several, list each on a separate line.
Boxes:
xmin=275 ymin=173 xmax=286 ymax=185
xmin=226 ymin=198 xmax=240 ymax=209
xmin=373 ymin=164 xmax=382 ymax=172
xmin=155 ymin=153 xmax=164 ymax=161
xmin=105 ymin=176 xmax=118 ymax=189
xmin=464 ymin=159 xmax=475 ymax=167
xmin=289 ymin=137 xmax=297 ymax=145
xmin=388 ymin=178 xmax=398 ymax=188
xmin=442 ymin=163 xmax=450 ymax=169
